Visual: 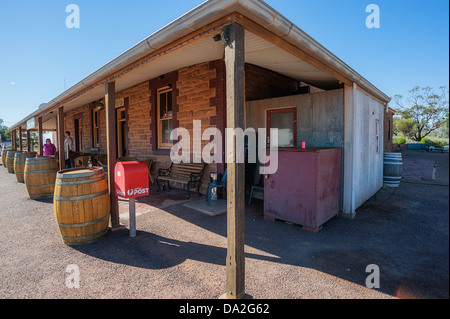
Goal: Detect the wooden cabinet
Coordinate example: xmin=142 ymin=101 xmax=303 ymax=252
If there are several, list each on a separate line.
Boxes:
xmin=264 ymin=147 xmax=341 ymax=232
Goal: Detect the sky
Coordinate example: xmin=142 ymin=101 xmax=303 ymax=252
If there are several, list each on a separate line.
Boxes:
xmin=0 ymin=0 xmax=448 ymax=128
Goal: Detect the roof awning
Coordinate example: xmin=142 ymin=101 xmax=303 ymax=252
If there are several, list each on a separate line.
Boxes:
xmin=10 ymin=0 xmax=390 ymax=131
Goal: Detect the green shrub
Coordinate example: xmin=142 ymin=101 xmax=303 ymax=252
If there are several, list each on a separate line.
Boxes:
xmin=430 ymin=138 xmax=449 ymax=148
xmin=421 ymin=137 xmax=449 ymax=148
xmin=397 ymin=137 xmax=406 ymax=144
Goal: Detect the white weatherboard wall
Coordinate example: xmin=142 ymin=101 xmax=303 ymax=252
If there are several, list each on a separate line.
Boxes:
xmin=352 ymin=87 xmax=385 ymax=211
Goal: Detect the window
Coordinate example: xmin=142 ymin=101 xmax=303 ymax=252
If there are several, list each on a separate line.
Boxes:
xmin=266 ymin=107 xmax=297 ymax=148
xmin=157 ymin=87 xmax=173 ymax=149
xmin=92 ymin=108 xmax=99 ymax=148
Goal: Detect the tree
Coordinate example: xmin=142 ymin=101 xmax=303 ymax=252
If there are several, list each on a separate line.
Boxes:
xmin=0 ymin=118 xmax=11 ymax=142
xmin=438 ymin=108 xmax=449 ymax=138
xmin=393 ymin=86 xmax=449 ymax=142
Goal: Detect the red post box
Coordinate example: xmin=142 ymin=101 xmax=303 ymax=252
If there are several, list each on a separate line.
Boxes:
xmin=114 ymin=161 xmax=149 ymax=238
xmin=115 ymin=161 xmax=149 ymax=198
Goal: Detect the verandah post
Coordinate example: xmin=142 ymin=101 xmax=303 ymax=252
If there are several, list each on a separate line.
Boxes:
xmin=105 ymin=81 xmax=120 ymax=229
xmin=223 ymin=22 xmax=246 ymax=299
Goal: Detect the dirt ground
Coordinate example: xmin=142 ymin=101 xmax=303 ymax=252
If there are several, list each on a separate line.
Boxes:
xmin=0 ymin=150 xmax=448 ymax=301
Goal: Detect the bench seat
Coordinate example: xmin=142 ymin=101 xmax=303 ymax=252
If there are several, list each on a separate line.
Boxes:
xmin=156 ymin=162 xmax=206 ymax=199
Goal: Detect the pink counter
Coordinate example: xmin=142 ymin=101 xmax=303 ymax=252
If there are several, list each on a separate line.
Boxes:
xmin=264 ymin=147 xmax=342 ymax=232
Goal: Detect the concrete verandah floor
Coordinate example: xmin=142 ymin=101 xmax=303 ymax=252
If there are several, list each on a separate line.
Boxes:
xmin=0 ymin=150 xmax=448 ymax=299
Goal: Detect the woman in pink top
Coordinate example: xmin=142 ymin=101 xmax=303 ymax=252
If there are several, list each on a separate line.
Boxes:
xmin=43 ymin=138 xmax=56 ymax=156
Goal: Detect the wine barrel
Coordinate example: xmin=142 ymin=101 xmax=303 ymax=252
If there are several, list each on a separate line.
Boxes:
xmin=14 ymin=152 xmax=36 ymax=183
xmin=24 ymin=157 xmax=59 ymax=199
xmin=53 ymin=167 xmax=110 ymax=246
xmin=383 ymin=152 xmax=403 ymax=188
xmin=6 ymin=150 xmax=22 ymax=174
xmin=1 ymin=148 xmax=12 ymax=167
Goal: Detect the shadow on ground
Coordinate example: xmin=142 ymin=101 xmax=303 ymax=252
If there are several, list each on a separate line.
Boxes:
xmin=72 ymin=151 xmax=448 ymax=299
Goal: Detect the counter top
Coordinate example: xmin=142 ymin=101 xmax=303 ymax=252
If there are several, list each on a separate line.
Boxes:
xmin=277 ymin=147 xmax=341 ymax=153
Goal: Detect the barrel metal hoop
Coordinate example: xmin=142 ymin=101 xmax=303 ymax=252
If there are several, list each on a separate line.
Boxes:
xmin=25 ymin=160 xmax=56 ymax=165
xmin=24 ymin=169 xmax=58 ymax=174
xmin=55 ymin=176 xmax=105 ymax=186
xmin=57 ymin=214 xmax=111 ymax=228
xmin=61 ymin=228 xmax=108 ymax=242
xmin=57 ymin=170 xmax=103 ymax=179
xmin=54 ymin=188 xmax=109 ymax=201
xmin=26 ymin=183 xmax=55 ymax=189
xmin=29 ymin=193 xmax=54 ymax=199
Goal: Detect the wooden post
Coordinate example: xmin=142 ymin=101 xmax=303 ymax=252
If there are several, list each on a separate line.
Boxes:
xmin=223 ymin=23 xmax=246 ymax=299
xmin=38 ymin=117 xmax=43 ymax=157
xmin=11 ymin=130 xmax=16 ymax=150
xmin=343 ymin=83 xmax=356 ymax=217
xmin=105 ymin=81 xmax=120 ymax=228
xmin=19 ymin=127 xmax=23 ymax=151
xmin=57 ymin=107 xmax=65 ymax=168
xmin=26 ymin=130 xmax=31 ymax=152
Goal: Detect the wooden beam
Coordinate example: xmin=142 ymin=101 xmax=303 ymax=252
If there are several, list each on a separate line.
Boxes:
xmin=18 ymin=127 xmax=23 ymax=151
xmin=26 ymin=130 xmax=31 ymax=152
xmin=105 ymin=81 xmax=120 ymax=228
xmin=11 ymin=130 xmax=16 ymax=150
xmin=38 ymin=117 xmax=43 ymax=157
xmin=57 ymin=107 xmax=65 ymax=168
xmin=223 ymin=22 xmax=246 ymax=300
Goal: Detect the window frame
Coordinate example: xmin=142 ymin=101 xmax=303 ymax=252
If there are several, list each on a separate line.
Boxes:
xmin=92 ymin=108 xmax=100 ymax=148
xmin=157 ymin=86 xmax=174 ymax=149
xmin=375 ymin=119 xmax=380 ymax=153
xmin=266 ymin=107 xmax=298 ymax=148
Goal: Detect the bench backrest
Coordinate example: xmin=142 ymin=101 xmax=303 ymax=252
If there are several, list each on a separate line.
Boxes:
xmin=170 ymin=163 xmax=205 ymax=178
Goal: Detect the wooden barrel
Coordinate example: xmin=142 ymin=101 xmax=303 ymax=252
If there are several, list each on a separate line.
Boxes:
xmin=383 ymin=152 xmax=403 ymax=188
xmin=53 ymin=167 xmax=110 ymax=246
xmin=14 ymin=152 xmax=36 ymax=183
xmin=24 ymin=157 xmax=59 ymax=199
xmin=1 ymin=148 xmax=11 ymax=167
xmin=6 ymin=150 xmax=22 ymax=174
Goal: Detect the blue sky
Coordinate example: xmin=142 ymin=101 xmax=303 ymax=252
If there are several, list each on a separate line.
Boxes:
xmin=0 ymin=0 xmax=448 ymax=127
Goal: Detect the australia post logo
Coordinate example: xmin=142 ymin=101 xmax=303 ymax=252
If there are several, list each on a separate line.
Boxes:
xmin=116 ymin=187 xmax=149 ymax=198
xmin=127 ymin=187 xmax=149 ymax=197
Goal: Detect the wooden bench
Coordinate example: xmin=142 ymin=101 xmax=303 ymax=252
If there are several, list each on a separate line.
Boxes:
xmin=156 ymin=162 xmax=206 ymax=199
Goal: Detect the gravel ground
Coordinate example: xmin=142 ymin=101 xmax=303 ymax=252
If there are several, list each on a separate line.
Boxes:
xmin=0 ymin=150 xmax=448 ymax=302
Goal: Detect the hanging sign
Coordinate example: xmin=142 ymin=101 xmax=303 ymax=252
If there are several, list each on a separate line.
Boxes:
xmin=26 ymin=117 xmax=37 ymax=130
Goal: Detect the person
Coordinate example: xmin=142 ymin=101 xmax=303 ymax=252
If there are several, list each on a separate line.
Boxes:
xmin=43 ymin=138 xmax=56 ymax=157
xmin=64 ymin=131 xmax=74 ymax=168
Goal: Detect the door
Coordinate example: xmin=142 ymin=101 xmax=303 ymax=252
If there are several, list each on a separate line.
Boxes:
xmin=116 ymin=107 xmax=127 ymax=158
xmin=74 ymin=118 xmax=83 ymax=152
xmin=266 ymin=107 xmax=297 ymax=148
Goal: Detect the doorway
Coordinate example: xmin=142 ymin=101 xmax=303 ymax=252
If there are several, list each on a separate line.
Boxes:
xmin=74 ymin=117 xmax=83 ymax=152
xmin=116 ymin=107 xmax=127 ymax=158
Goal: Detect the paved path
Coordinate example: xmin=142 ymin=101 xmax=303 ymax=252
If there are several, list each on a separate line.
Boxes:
xmin=0 ymin=151 xmax=448 ymax=301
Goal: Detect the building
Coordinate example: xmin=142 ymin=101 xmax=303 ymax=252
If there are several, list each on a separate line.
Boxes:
xmin=384 ymin=106 xmax=396 ymax=152
xmin=8 ymin=0 xmax=390 ymax=298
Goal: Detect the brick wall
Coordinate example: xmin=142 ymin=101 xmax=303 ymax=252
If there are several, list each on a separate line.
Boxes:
xmin=116 ymin=82 xmax=152 ymax=158
xmin=64 ymin=60 xmax=226 ymax=193
xmin=64 ymin=104 xmax=92 ymax=153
